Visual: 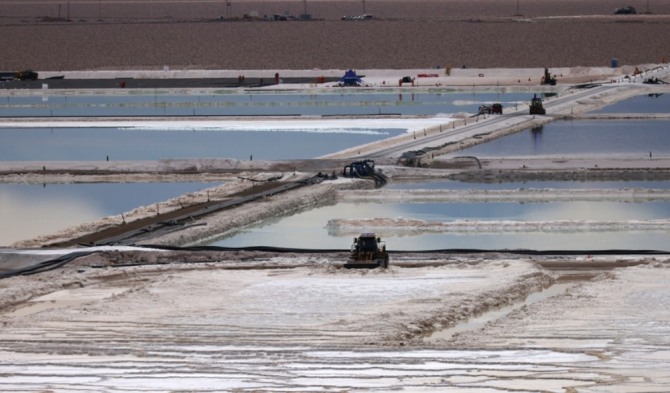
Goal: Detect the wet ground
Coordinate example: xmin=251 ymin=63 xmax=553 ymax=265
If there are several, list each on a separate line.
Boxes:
xmin=0 ymin=250 xmax=667 ymax=392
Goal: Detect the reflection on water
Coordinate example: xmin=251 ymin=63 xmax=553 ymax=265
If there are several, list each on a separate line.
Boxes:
xmin=4 ymin=90 xmax=669 ymax=250
xmin=0 ymin=182 xmax=216 ymax=246
xmin=447 ymin=120 xmax=670 ymax=158
xmin=591 ymin=93 xmax=670 ymax=114
xmin=208 ymin=200 xmax=670 ymax=251
xmin=386 ymin=179 xmax=670 ymax=190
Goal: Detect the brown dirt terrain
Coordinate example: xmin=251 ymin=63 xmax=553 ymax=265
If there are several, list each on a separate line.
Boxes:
xmin=1 ymin=0 xmax=669 ymax=71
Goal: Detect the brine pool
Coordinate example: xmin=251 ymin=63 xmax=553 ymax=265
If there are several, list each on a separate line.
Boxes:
xmin=207 ymin=184 xmax=670 ymax=251
xmin=0 ymin=90 xmax=533 ymax=117
xmin=0 ymin=182 xmax=217 ymax=246
xmin=2 ymin=91 xmax=669 ymax=249
xmin=3 ymin=179 xmax=670 ymax=249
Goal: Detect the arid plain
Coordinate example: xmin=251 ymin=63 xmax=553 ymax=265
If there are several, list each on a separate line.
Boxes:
xmin=1 ymin=0 xmax=670 ymax=71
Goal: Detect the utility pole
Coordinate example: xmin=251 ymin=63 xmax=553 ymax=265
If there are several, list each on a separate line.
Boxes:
xmin=303 ymin=0 xmax=307 ymax=15
xmin=516 ymin=0 xmax=521 ymax=16
xmin=362 ymin=0 xmax=366 ymax=14
xmin=226 ymin=0 xmax=231 ymax=18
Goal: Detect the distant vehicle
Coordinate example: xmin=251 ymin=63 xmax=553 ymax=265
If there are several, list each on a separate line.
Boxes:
xmin=344 ymin=233 xmax=389 ymax=269
xmin=399 ymin=76 xmax=414 ymax=86
xmin=478 ymin=103 xmax=503 ymax=115
xmin=341 ymin=14 xmax=373 ymax=21
xmin=541 ymin=67 xmax=557 ymax=85
xmin=529 ymin=95 xmax=546 ymax=115
xmin=614 ymin=6 xmax=636 ymax=14
xmin=15 ymin=70 xmax=38 ymax=81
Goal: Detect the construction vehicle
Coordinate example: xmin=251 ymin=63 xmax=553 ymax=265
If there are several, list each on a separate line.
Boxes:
xmin=478 ymin=103 xmax=503 ymax=115
xmin=15 ymin=70 xmax=38 ymax=81
xmin=541 ymin=67 xmax=557 ymax=85
xmin=614 ymin=5 xmax=636 ymax=14
xmin=399 ymin=76 xmax=414 ymax=86
xmin=529 ymin=95 xmax=546 ymax=115
xmin=342 ymin=160 xmax=388 ymax=187
xmin=344 ymin=233 xmax=389 ymax=269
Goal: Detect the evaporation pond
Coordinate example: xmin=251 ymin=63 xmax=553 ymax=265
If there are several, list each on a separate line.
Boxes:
xmin=0 ymin=182 xmax=216 ymax=245
xmin=0 ymin=90 xmax=533 ymax=117
xmin=208 ymin=199 xmax=670 ymax=251
xmin=445 ymin=119 xmax=670 ymax=158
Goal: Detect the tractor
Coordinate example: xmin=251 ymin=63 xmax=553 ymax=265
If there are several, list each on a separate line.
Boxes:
xmin=344 ymin=233 xmax=389 ymax=269
xmin=529 ymin=95 xmax=546 ymax=115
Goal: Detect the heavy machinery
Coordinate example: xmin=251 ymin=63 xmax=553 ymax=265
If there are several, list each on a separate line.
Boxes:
xmin=344 ymin=233 xmax=389 ymax=269
xmin=541 ymin=67 xmax=557 ymax=85
xmin=342 ymin=160 xmax=388 ymax=187
xmin=614 ymin=5 xmax=636 ymax=14
xmin=399 ymin=76 xmax=414 ymax=86
xmin=15 ymin=70 xmax=38 ymax=81
xmin=529 ymin=95 xmax=546 ymax=115
xmin=478 ymin=103 xmax=503 ymax=115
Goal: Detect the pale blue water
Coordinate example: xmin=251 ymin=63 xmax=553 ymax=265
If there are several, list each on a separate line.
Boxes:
xmin=205 ymin=93 xmax=670 ymax=251
xmin=591 ymin=93 xmax=670 ymax=113
xmin=208 ymin=200 xmax=670 ymax=251
xmin=0 ymin=90 xmax=533 ymax=117
xmin=0 ymin=127 xmax=401 ymax=161
xmin=0 ymin=182 xmax=217 ymax=246
xmin=3 ymin=91 xmax=669 ymax=250
xmin=1 ymin=182 xmax=216 ymax=214
xmin=386 ymin=180 xmax=670 ymax=190
xmin=446 ymin=120 xmax=670 ymax=157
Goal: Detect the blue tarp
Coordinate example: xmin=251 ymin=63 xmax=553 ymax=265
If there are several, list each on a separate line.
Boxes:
xmin=339 ymin=69 xmax=363 ymax=86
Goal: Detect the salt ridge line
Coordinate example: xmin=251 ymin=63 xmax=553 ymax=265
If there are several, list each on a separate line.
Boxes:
xmin=337 ymin=188 xmax=670 ymax=202
xmin=0 ymin=117 xmax=452 ymax=134
xmin=326 ymin=218 xmax=670 ymax=234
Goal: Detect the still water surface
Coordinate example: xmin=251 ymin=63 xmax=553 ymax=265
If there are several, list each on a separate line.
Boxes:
xmin=446 ymin=120 xmax=670 ymax=158
xmin=3 ymin=92 xmax=669 ymax=249
xmin=209 ymin=195 xmax=670 ymax=251
xmin=590 ymin=92 xmax=670 ymax=113
xmin=0 ymin=127 xmax=403 ymax=161
xmin=0 ymin=90 xmax=532 ymax=117
xmin=0 ymin=182 xmax=216 ymax=246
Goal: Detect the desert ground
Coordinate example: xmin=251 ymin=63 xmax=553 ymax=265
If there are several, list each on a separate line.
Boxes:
xmin=1 ymin=0 xmax=670 ymax=70
xmin=2 ymin=1 xmax=670 ymax=391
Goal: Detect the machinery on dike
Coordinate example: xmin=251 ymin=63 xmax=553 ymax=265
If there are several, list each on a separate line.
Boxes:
xmin=344 ymin=233 xmax=389 ymax=269
xmin=342 ymin=160 xmax=388 ymax=187
xmin=529 ymin=95 xmax=546 ymax=115
xmin=478 ymin=103 xmax=503 ymax=115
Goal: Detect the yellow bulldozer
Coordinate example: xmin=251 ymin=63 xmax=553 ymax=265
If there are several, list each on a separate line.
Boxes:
xmin=344 ymin=233 xmax=389 ymax=269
